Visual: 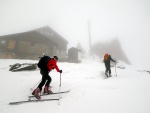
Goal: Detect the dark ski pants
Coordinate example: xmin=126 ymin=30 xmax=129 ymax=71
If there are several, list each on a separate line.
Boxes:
xmin=38 ymin=69 xmax=52 ymax=91
xmin=105 ymin=63 xmax=111 ymax=75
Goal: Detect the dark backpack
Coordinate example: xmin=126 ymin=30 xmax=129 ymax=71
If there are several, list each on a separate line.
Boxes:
xmin=37 ymin=55 xmax=51 ymax=69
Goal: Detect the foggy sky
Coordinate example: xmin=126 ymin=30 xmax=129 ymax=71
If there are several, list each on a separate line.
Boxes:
xmin=0 ymin=0 xmax=150 ymax=68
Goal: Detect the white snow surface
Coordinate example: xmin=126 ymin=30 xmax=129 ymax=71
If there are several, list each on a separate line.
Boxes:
xmin=0 ymin=57 xmax=150 ymax=113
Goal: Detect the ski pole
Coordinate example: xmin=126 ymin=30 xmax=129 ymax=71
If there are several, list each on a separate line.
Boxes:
xmin=58 ymin=73 xmax=61 ymax=105
xmin=115 ymin=62 xmax=117 ymax=76
xmin=30 ymin=79 xmax=41 ymax=91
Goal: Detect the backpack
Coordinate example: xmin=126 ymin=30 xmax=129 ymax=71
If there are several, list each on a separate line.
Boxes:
xmin=37 ymin=55 xmax=51 ymax=69
xmin=104 ymin=54 xmax=109 ymax=61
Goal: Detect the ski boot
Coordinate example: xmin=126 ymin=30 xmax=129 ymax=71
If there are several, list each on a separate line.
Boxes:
xmin=105 ymin=72 xmax=109 ymax=77
xmin=44 ymin=86 xmax=53 ymax=94
xmin=32 ymin=88 xmax=41 ymax=100
xmin=109 ymin=74 xmax=112 ymax=77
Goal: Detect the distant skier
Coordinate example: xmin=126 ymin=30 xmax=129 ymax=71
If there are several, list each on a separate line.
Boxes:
xmin=32 ymin=56 xmax=62 ymax=99
xmin=103 ymin=54 xmax=116 ymax=77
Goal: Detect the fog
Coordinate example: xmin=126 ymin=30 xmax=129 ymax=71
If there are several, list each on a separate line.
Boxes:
xmin=0 ymin=0 xmax=150 ymax=68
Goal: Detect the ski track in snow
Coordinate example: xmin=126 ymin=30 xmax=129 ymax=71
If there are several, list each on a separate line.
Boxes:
xmin=0 ymin=58 xmax=150 ymax=113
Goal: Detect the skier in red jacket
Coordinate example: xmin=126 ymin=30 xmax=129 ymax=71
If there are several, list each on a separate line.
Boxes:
xmin=32 ymin=56 xmax=62 ymax=99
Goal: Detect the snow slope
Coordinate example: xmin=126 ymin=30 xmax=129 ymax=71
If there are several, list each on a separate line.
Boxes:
xmin=0 ymin=58 xmax=150 ymax=113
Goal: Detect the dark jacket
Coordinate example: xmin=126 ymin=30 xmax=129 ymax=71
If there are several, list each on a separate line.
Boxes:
xmin=104 ymin=55 xmax=115 ymax=65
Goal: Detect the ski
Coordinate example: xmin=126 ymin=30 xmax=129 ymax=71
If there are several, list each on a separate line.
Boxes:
xmin=9 ymin=98 xmax=61 ymax=105
xmin=29 ymin=89 xmax=70 ymax=98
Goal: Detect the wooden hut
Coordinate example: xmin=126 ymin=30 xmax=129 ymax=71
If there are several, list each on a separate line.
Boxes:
xmin=0 ymin=26 xmax=68 ymax=60
xmin=68 ymin=47 xmax=82 ymax=63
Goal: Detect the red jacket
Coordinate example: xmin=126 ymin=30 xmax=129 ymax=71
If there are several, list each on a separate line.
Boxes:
xmin=47 ymin=58 xmax=60 ymax=72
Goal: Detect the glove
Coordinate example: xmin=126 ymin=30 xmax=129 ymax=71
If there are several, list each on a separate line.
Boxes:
xmin=59 ymin=70 xmax=62 ymax=73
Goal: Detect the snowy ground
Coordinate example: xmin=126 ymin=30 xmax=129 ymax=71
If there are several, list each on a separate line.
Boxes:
xmin=0 ymin=57 xmax=150 ymax=113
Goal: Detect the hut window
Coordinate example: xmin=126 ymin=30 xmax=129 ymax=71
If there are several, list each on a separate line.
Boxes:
xmin=0 ymin=40 xmax=6 ymax=46
xmin=40 ymin=30 xmax=53 ymax=36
